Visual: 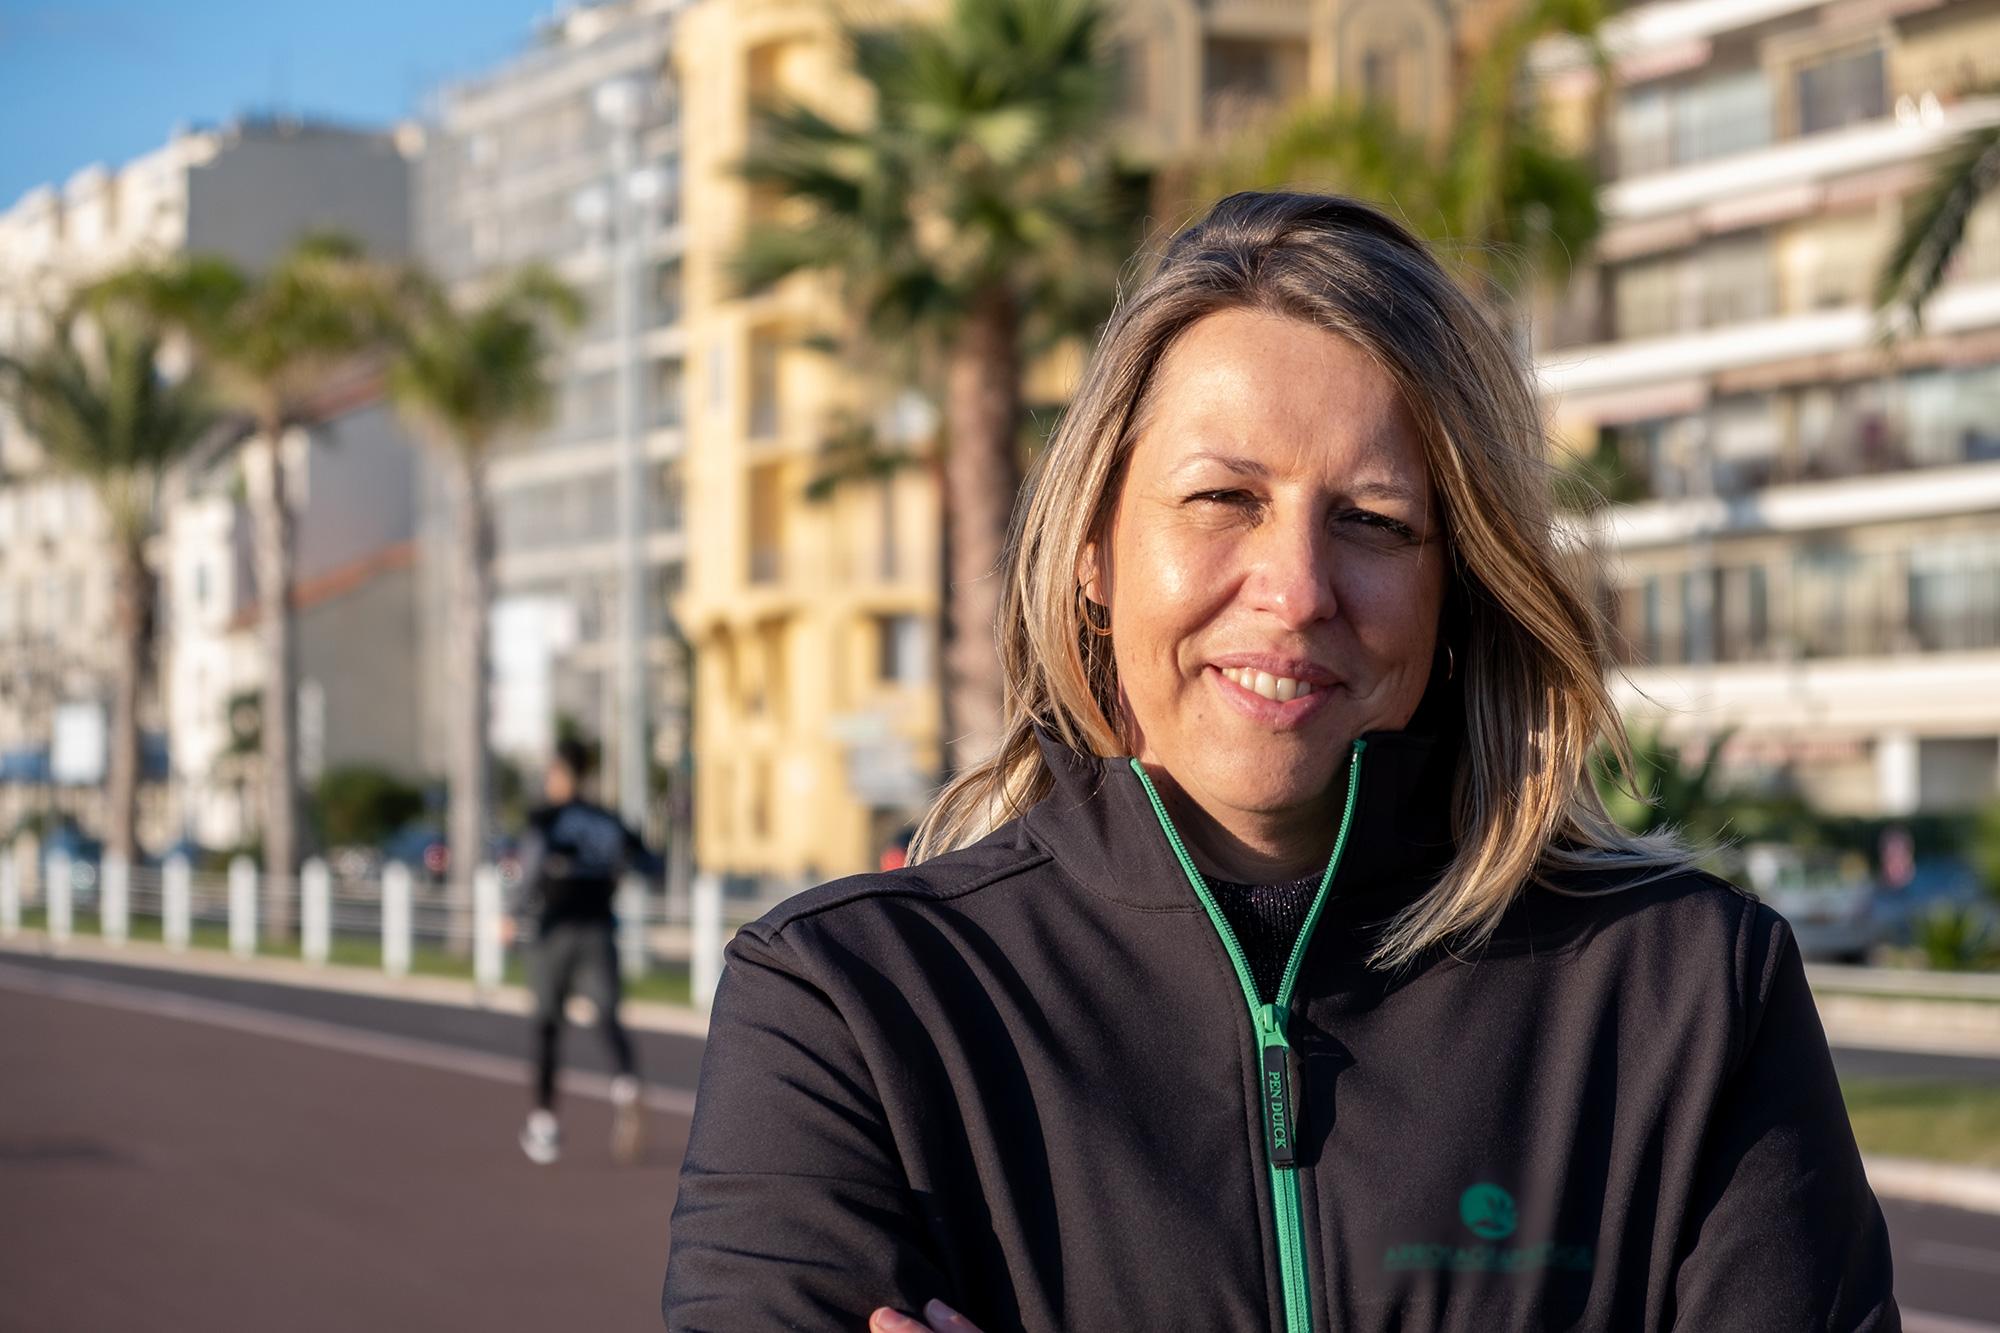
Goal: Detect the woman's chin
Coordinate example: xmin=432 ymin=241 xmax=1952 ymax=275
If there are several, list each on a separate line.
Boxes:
xmin=1183 ymin=757 xmax=1349 ymax=823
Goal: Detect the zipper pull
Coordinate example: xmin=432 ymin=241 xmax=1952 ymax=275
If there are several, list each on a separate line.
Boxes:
xmin=1258 ymin=1005 xmax=1296 ymax=1170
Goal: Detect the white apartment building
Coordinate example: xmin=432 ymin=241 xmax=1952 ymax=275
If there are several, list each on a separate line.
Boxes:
xmin=0 ymin=119 xmax=423 ymax=853
xmin=417 ymin=2 xmax=688 ymax=816
xmin=1541 ymin=0 xmax=2000 ymax=817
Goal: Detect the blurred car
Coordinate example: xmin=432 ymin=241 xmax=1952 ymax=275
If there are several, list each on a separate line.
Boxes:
xmin=1869 ymin=857 xmax=1986 ymax=948
xmin=1742 ymin=843 xmax=1878 ymax=961
xmin=379 ymin=822 xmax=447 ymax=881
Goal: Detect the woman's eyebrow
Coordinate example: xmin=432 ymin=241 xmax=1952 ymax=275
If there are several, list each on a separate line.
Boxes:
xmin=1173 ymin=450 xmax=1271 ymax=478
xmin=1169 ymin=453 xmax=1424 ymax=506
xmin=1345 ymin=479 xmax=1422 ymax=505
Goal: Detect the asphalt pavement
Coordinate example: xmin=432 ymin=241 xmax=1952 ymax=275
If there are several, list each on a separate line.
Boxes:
xmin=0 ymin=967 xmax=685 ymax=1332
xmin=3 ymin=949 xmax=1999 ymax=1329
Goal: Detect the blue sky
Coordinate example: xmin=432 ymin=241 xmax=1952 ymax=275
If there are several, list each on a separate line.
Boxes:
xmin=0 ymin=0 xmax=554 ymax=206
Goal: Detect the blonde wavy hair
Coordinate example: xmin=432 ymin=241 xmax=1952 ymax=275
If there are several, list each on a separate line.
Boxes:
xmin=913 ymin=192 xmax=1679 ymax=967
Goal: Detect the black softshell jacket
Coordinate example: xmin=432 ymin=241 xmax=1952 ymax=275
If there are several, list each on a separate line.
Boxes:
xmin=663 ymin=722 xmax=1896 ymax=1332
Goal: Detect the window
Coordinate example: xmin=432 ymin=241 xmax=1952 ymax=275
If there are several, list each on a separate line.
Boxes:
xmin=1204 ymin=38 xmax=1306 ymax=130
xmin=650 ymin=260 xmax=682 ymax=328
xmin=1716 ymin=565 xmax=1771 ymax=663
xmin=1614 ymin=257 xmax=1682 ymax=339
xmin=748 ymin=328 xmax=781 ymax=438
xmin=748 ymin=463 xmax=783 ymax=584
xmin=649 ymin=463 xmax=683 ymax=533
xmin=562 ymin=371 xmax=617 ymax=440
xmin=1699 ymin=235 xmax=1775 ymax=328
xmin=1792 ymin=543 xmax=1893 ymax=658
xmin=494 ymin=473 xmax=617 ymax=554
xmin=1909 ymin=534 xmax=2000 ymax=651
xmin=1115 ymin=40 xmax=1151 ymax=116
xmin=1616 ymin=70 xmax=1772 ymax=176
xmin=875 ymin=614 xmax=927 ymax=686
xmin=751 ymin=755 xmax=772 ymax=840
xmin=747 ymin=41 xmax=791 ymax=111
xmin=650 ymin=359 xmax=684 ymax=428
xmin=1797 ymin=48 xmax=1885 ymax=136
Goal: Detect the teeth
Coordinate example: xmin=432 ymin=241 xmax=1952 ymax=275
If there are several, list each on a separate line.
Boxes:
xmin=1221 ymin=667 xmax=1315 ymax=701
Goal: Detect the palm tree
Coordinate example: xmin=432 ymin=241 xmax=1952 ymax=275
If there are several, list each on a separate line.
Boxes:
xmin=1875 ymin=116 xmax=2000 ymax=327
xmin=102 ymin=235 xmax=390 ymax=942
xmin=735 ymin=0 xmax=1136 ymax=770
xmin=1202 ymin=0 xmax=1605 ymax=299
xmin=0 ymin=299 xmax=217 ymax=865
xmin=386 ymin=265 xmax=581 ymax=950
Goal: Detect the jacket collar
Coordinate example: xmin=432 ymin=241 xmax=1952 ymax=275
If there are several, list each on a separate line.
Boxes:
xmin=1021 ymin=681 xmax=1462 ymax=921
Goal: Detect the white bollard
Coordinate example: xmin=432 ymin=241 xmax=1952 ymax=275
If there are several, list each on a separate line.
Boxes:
xmin=100 ymin=852 xmax=129 ymax=946
xmin=45 ymin=848 xmax=71 ymax=944
xmin=380 ymin=860 xmax=412 ymax=978
xmin=691 ymin=870 xmax=724 ymax=1013
xmin=300 ymin=857 xmax=331 ymax=966
xmin=616 ymin=872 xmax=648 ymax=980
xmin=0 ymin=852 xmax=17 ymax=938
xmin=473 ymin=864 xmax=504 ymax=991
xmin=228 ymin=856 xmax=257 ymax=958
xmin=163 ymin=854 xmax=191 ymax=951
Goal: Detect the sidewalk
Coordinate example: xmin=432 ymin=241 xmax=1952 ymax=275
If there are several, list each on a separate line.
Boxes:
xmin=13 ymin=930 xmax=2000 ymax=1216
xmin=1809 ymin=964 xmax=2000 ymax=1058
xmin=0 ymin=929 xmax=709 ymax=1038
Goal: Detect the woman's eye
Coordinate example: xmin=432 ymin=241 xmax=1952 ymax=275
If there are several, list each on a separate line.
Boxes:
xmin=1187 ymin=489 xmax=1258 ymax=509
xmin=1334 ymin=508 xmax=1417 ymax=543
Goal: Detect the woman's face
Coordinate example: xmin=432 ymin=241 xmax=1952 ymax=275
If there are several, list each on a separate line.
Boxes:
xmin=1085 ymin=308 xmax=1447 ymax=828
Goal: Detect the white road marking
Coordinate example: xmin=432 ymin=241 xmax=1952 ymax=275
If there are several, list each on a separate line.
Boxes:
xmin=0 ymin=959 xmax=699 ymax=1116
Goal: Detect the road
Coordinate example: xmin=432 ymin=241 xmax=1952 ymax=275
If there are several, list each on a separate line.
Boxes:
xmin=1 ymin=952 xmax=1997 ymax=1330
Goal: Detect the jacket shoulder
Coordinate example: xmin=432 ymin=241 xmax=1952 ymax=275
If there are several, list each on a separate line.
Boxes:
xmin=1525 ymin=861 xmax=1795 ymax=1006
xmin=741 ymin=820 xmax=1051 ymax=942
xmin=1539 ymin=859 xmax=1765 ymax=922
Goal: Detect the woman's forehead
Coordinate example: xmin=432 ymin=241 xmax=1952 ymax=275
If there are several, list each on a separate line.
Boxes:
xmin=1133 ymin=310 xmax=1426 ymax=484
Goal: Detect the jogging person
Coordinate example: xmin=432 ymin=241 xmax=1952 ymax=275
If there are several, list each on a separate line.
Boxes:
xmin=510 ymin=736 xmax=656 ymax=1166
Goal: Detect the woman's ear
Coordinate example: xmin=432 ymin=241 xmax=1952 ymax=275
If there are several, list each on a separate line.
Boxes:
xmin=1078 ymin=540 xmax=1107 ymax=606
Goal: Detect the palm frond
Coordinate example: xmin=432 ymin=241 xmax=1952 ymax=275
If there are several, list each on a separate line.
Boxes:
xmin=0 ymin=306 xmax=217 ymax=540
xmin=386 ymin=263 xmax=581 ymax=456
xmin=729 ymin=0 xmax=1134 ymax=340
xmin=97 ymin=236 xmax=397 ymax=429
xmin=1877 ymin=122 xmax=2000 ymax=325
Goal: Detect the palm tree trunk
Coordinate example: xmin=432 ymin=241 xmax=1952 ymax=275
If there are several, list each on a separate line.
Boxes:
xmin=245 ymin=430 xmax=299 ymax=944
xmin=104 ymin=536 xmax=149 ymax=864
xmin=445 ymin=450 xmax=491 ymax=955
xmin=942 ymin=285 xmax=1022 ymax=771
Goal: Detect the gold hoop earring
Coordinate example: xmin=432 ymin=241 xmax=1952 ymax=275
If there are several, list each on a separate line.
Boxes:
xmin=1078 ymin=585 xmax=1113 ymax=637
xmin=1446 ymin=644 xmax=1457 ymax=680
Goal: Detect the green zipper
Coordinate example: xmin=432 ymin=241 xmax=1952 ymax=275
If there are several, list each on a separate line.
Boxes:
xmin=1131 ymin=741 xmax=1366 ymax=1333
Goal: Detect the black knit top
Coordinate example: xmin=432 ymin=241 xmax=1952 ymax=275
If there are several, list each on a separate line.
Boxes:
xmin=1201 ymin=872 xmax=1322 ymax=1003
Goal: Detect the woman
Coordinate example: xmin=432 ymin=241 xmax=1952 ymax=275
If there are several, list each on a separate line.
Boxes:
xmin=662 ymin=193 xmax=1894 ymax=1332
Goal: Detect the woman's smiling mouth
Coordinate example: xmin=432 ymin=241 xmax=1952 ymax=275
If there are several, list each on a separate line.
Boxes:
xmin=1217 ymin=666 xmax=1317 ymax=701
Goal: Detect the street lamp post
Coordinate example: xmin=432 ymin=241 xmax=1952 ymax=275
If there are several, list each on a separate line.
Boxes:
xmin=594 ymin=78 xmax=652 ymax=838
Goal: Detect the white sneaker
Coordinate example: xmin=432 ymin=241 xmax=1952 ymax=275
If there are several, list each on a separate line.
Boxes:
xmin=610 ymin=1075 xmax=643 ymax=1165
xmin=520 ymin=1109 xmax=560 ymax=1165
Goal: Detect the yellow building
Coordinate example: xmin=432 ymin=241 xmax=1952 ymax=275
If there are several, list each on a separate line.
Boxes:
xmin=674 ymin=0 xmax=1508 ymax=891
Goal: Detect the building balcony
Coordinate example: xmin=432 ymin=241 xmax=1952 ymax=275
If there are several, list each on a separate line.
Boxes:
xmin=1612 ymin=647 xmax=2000 ymax=741
xmin=1589 ymin=458 xmax=2000 ymax=554
xmin=1601 ymin=98 xmax=2000 ymax=226
xmin=1542 ymin=276 xmax=2000 ymax=408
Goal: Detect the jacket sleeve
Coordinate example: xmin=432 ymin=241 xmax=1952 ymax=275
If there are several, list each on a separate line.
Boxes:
xmin=662 ymin=922 xmax=948 ymax=1331
xmin=1669 ymin=906 xmax=1898 ymax=1331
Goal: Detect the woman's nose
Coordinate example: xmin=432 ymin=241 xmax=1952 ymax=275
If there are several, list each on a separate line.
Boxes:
xmin=1241 ymin=510 xmax=1338 ymax=629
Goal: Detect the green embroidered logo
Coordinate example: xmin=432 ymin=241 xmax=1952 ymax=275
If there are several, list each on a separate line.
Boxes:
xmin=1381 ymin=1181 xmax=1592 ymax=1273
xmin=1459 ymin=1184 xmax=1518 ymax=1240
